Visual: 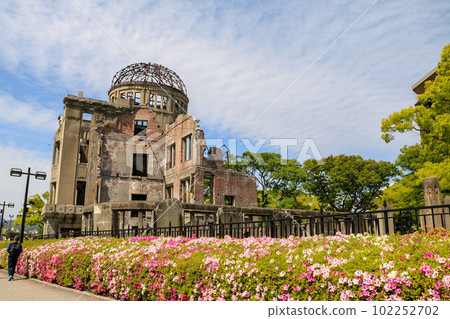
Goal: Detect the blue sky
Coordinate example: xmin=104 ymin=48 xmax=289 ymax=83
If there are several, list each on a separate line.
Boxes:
xmin=0 ymin=0 xmax=449 ymax=218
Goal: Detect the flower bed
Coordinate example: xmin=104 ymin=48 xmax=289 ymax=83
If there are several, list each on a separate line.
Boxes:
xmin=1 ymin=230 xmax=450 ymax=301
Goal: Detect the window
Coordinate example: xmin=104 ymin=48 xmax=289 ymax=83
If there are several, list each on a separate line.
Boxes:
xmin=182 ymin=134 xmax=192 ymax=161
xmin=121 ymin=93 xmax=126 ymax=99
xmin=131 ymin=194 xmax=147 ymax=201
xmin=167 ymin=143 xmax=176 ymax=168
xmin=53 ymin=142 xmax=60 ymax=165
xmin=134 ymin=120 xmax=147 ymax=136
xmin=166 ymin=185 xmax=173 ymax=199
xmin=127 ymin=92 xmax=133 ymax=100
xmin=156 ymin=95 xmax=162 ymax=108
xmin=76 ymin=182 xmax=86 ymax=206
xmin=174 ymin=100 xmax=180 ymax=113
xmin=50 ymin=182 xmax=56 ymax=204
xmin=130 ymin=194 xmax=146 ymax=220
xmin=181 ymin=179 xmax=190 ymax=203
xmin=132 ymin=153 xmax=148 ymax=176
xmin=163 ymin=96 xmax=168 ymax=109
xmin=224 ymin=195 xmax=235 ymax=206
xmin=204 ymin=177 xmax=212 ymax=204
xmin=78 ymin=141 xmax=89 ymax=163
xmin=135 ymin=92 xmax=141 ymax=105
xmin=131 ymin=211 xmax=139 ymax=218
xmin=149 ymin=94 xmax=155 ymax=107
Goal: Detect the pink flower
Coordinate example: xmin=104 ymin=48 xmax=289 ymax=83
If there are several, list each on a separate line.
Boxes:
xmin=442 ymin=275 xmax=450 ymax=289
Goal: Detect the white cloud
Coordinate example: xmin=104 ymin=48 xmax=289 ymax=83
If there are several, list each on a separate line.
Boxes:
xmin=0 ymin=0 xmax=447 ymax=164
xmin=0 ymin=144 xmax=51 ymax=219
xmin=0 ymin=92 xmax=59 ymax=132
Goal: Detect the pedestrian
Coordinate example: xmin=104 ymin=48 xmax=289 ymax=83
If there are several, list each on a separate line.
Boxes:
xmin=6 ymin=235 xmax=22 ymax=281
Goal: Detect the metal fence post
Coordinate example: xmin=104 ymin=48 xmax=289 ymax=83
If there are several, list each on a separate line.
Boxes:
xmin=384 ymin=210 xmax=389 ymax=235
xmin=269 ymin=216 xmax=274 ymax=238
xmin=320 ymin=214 xmax=325 ymax=235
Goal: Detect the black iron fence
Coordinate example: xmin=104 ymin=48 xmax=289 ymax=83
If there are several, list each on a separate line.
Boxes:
xmin=37 ymin=204 xmax=450 ymax=240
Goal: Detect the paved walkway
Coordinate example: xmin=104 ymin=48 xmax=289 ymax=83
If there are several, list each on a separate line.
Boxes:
xmin=0 ymin=269 xmax=111 ymax=301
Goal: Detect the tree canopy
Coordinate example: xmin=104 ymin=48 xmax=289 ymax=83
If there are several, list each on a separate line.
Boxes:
xmin=302 ymin=155 xmax=399 ymax=213
xmin=13 ymin=191 xmax=48 ymax=235
xmin=233 ymin=152 xmax=397 ymax=212
xmin=233 ymin=152 xmax=287 ymax=207
xmin=380 ymin=43 xmax=450 ymax=206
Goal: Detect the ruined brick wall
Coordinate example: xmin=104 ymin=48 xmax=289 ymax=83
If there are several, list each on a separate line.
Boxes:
xmin=163 ymin=115 xmax=257 ymax=206
xmin=164 ymin=114 xmax=205 ymax=202
xmin=208 ymin=169 xmax=258 ymax=207
xmin=98 ymin=106 xmax=166 ymax=202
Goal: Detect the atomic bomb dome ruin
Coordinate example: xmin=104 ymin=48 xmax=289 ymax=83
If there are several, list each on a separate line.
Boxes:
xmin=41 ymin=63 xmax=259 ymax=236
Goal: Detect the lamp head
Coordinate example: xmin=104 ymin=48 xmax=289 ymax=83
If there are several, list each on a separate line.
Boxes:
xmin=10 ymin=168 xmax=22 ymax=177
xmin=35 ymin=171 xmax=47 ymax=180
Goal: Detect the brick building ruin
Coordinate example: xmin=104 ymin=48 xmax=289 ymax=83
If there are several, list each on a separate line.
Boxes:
xmin=42 ymin=63 xmax=258 ymax=235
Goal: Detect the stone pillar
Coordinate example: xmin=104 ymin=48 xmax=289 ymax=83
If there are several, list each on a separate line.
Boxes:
xmin=155 ymin=199 xmax=183 ymax=228
xmin=421 ymin=177 xmax=443 ymax=229
xmin=376 ymin=202 xmax=394 ymax=236
xmin=321 ymin=215 xmax=333 ymax=236
xmin=306 ymin=217 xmax=316 ymax=237
xmin=93 ymin=203 xmax=113 ymax=231
xmin=42 ymin=213 xmax=59 ymax=235
xmin=138 ymin=211 xmax=143 ymax=229
xmin=54 ymin=106 xmax=82 ymax=205
xmin=81 ymin=213 xmax=87 ymax=231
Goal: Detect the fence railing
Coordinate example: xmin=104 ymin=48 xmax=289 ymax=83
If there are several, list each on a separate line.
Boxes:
xmin=37 ymin=204 xmax=450 ymax=240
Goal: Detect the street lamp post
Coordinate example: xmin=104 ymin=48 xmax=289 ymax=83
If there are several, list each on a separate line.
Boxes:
xmin=0 ymin=201 xmax=15 ymax=239
xmin=10 ymin=167 xmax=46 ymax=244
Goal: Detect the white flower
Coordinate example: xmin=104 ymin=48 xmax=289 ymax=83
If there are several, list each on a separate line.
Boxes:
xmin=387 ymin=271 xmax=398 ymax=279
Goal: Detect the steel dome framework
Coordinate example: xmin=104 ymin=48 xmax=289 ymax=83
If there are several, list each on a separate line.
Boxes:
xmin=110 ymin=63 xmax=187 ymax=95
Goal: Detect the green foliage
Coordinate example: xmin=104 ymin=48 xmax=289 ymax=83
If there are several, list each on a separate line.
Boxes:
xmin=233 ymin=152 xmax=286 ymax=207
xmin=302 ymin=155 xmax=399 ymax=213
xmin=203 ymin=178 xmax=211 ymax=204
xmin=380 ymin=44 xmax=450 ymax=206
xmin=233 ymin=152 xmax=312 ymax=209
xmin=271 ymin=159 xmax=305 ymax=207
xmin=13 ymin=191 xmax=49 ymax=235
xmin=233 ymin=152 xmax=396 ymax=212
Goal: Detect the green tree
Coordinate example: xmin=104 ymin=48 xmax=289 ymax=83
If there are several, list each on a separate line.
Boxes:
xmin=13 ymin=191 xmax=49 ymax=235
xmin=233 ymin=152 xmax=283 ymax=207
xmin=233 ymin=152 xmax=313 ymax=208
xmin=380 ymin=43 xmax=450 ymax=206
xmin=302 ymin=155 xmax=399 ymax=213
xmin=270 ymin=158 xmax=312 ymax=209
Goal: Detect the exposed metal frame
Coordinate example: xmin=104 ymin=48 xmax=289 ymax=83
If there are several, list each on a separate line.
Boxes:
xmin=110 ymin=62 xmax=187 ymax=95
